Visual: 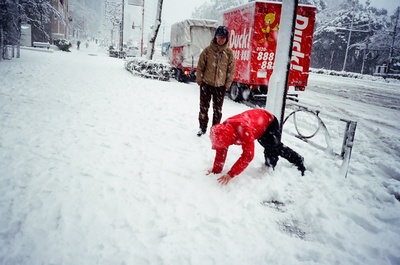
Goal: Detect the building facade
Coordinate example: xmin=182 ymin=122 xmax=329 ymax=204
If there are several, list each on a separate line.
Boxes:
xmin=51 ymin=0 xmax=70 ymax=41
xmin=28 ymin=0 xmax=70 ymax=44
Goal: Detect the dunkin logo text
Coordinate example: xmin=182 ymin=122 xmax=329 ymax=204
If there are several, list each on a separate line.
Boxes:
xmin=229 ymin=28 xmax=251 ymax=49
xmin=229 ymin=28 xmax=251 ymax=60
xmin=291 ymin=15 xmax=309 ymax=72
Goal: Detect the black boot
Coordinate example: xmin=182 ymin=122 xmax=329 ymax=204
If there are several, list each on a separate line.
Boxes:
xmin=279 ymin=144 xmax=306 ymax=176
xmin=264 ymin=148 xmax=279 ymax=169
xmin=197 ymin=128 xmax=206 ymax=137
xmin=297 ymin=162 xmax=306 ymax=176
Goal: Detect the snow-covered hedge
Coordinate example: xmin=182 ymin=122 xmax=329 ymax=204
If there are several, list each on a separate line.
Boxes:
xmin=124 ymin=58 xmax=172 ymax=81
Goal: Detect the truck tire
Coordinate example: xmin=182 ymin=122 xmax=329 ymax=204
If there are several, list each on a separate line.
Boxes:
xmin=242 ymin=87 xmax=251 ymax=101
xmin=229 ymin=83 xmax=242 ymax=102
xmin=171 ymin=68 xmax=177 ymax=78
xmin=176 ymin=69 xmax=186 ymax=82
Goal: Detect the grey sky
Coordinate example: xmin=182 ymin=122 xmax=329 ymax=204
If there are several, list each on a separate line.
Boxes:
xmin=366 ymin=0 xmax=399 ymax=12
xmin=161 ymin=0 xmax=205 ymax=26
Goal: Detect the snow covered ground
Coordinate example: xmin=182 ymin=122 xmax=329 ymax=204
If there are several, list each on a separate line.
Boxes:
xmin=0 ymin=44 xmax=399 ymax=265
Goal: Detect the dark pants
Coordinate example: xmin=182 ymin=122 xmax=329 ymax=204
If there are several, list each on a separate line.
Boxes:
xmin=198 ymin=83 xmax=226 ymax=132
xmin=257 ymin=117 xmax=306 ymax=175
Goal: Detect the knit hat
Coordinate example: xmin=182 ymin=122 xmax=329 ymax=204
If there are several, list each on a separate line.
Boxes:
xmin=214 ymin=26 xmax=229 ymax=45
xmin=215 ymin=26 xmax=228 ymax=38
xmin=210 ymin=123 xmax=236 ymax=150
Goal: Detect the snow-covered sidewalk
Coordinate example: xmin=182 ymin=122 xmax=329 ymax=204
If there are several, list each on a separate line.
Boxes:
xmin=0 ymin=47 xmax=399 ymax=265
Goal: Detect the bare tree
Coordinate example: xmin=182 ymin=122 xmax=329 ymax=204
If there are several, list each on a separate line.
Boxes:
xmin=21 ymin=0 xmax=62 ymax=42
xmin=103 ymin=0 xmax=123 ymax=47
xmin=69 ymin=0 xmax=101 ymax=41
xmin=0 ymin=0 xmax=63 ymax=60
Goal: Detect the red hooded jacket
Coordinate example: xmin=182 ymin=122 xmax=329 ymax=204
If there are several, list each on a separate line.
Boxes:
xmin=210 ymin=108 xmax=275 ymax=177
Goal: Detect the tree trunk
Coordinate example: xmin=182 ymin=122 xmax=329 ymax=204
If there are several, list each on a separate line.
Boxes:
xmin=16 ymin=0 xmax=21 ymax=58
xmin=0 ymin=25 xmax=4 ymax=61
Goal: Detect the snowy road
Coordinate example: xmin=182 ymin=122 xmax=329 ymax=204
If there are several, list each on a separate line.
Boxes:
xmin=299 ymin=73 xmax=400 ymax=143
xmin=307 ymin=73 xmax=400 ymax=111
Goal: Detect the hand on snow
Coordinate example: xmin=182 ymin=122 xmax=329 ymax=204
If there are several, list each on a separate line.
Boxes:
xmin=217 ymin=174 xmax=232 ymax=185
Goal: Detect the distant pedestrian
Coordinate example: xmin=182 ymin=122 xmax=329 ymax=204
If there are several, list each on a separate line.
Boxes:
xmin=208 ymin=108 xmax=306 ymax=185
xmin=77 ymin=40 xmax=81 ymax=50
xmin=196 ymin=26 xmax=236 ymax=137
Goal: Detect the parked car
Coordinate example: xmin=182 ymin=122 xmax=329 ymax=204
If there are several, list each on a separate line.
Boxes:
xmin=109 ymin=46 xmax=119 ymax=57
xmin=126 ymin=46 xmax=139 ymax=57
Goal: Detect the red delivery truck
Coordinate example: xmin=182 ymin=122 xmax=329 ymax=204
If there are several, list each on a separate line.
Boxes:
xmin=223 ymin=1 xmax=316 ymax=102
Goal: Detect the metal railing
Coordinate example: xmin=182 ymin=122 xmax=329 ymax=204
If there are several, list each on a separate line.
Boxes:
xmin=283 ymin=100 xmax=357 ymax=178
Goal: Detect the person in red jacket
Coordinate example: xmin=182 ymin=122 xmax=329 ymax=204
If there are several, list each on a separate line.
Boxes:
xmin=208 ymin=108 xmax=306 ymax=185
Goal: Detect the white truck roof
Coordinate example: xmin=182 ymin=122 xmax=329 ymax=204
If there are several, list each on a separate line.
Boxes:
xmin=170 ymin=19 xmax=218 ymax=47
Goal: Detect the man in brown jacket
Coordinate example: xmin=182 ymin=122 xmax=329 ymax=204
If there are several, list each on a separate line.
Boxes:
xmin=196 ymin=26 xmax=236 ymax=136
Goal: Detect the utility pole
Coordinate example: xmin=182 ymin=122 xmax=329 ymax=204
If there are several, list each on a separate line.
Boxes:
xmin=16 ymin=0 xmax=21 ymax=58
xmin=126 ymin=0 xmax=145 ymax=56
xmin=266 ymin=0 xmax=298 ymax=134
xmin=120 ymin=0 xmax=125 ymax=52
xmin=141 ymin=0 xmax=145 ymax=57
xmin=342 ymin=3 xmax=355 ymax=72
xmin=361 ymin=41 xmax=369 ymax=74
xmin=387 ymin=7 xmax=399 ymax=73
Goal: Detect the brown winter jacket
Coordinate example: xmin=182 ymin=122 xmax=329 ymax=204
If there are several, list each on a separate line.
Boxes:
xmin=196 ymin=41 xmax=235 ymax=90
